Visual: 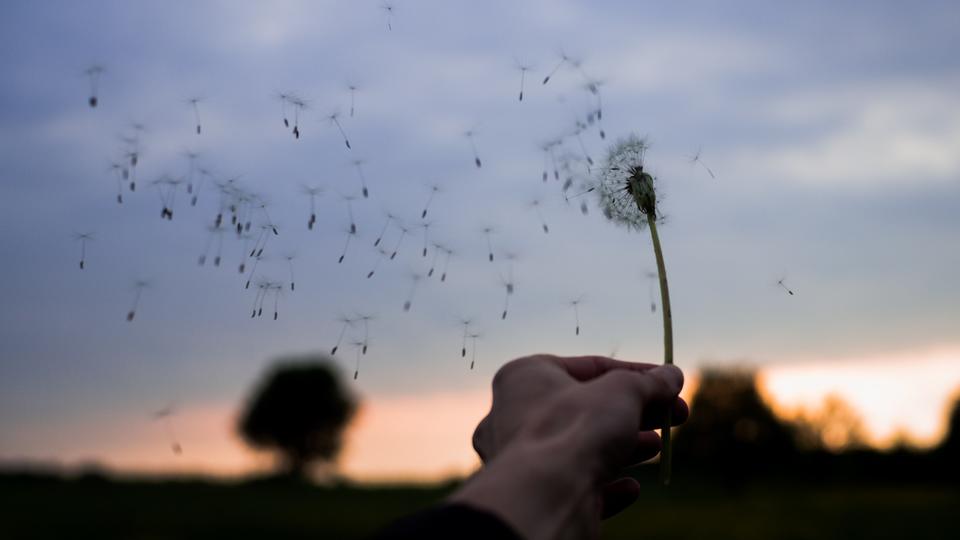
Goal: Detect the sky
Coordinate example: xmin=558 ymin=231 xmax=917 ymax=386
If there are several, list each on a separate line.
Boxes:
xmin=0 ymin=1 xmax=959 ymax=481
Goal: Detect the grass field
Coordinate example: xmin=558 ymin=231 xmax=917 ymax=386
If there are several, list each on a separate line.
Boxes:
xmin=2 ymin=470 xmax=957 ymax=539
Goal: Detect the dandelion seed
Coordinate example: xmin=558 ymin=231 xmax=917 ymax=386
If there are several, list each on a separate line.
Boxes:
xmin=347 ymin=83 xmax=359 ymax=117
xmin=464 ymin=130 xmax=482 ymax=168
xmin=457 ymin=317 xmax=472 ymax=357
xmin=352 ymin=159 xmax=369 ymax=198
xmin=689 ymin=147 xmax=716 ymax=179
xmin=584 ymin=79 xmax=606 ymax=139
xmin=243 ymin=254 xmax=262 ymax=290
xmin=427 ymin=242 xmax=443 ymax=277
xmin=126 ymin=279 xmax=149 ymax=322
xmin=284 ymin=253 xmax=296 ymax=291
xmin=421 ymin=184 xmax=441 ymax=219
xmin=529 ymin=199 xmax=550 ymax=234
xmin=276 ymin=92 xmax=291 ymax=128
xmin=338 ymin=226 xmax=357 ymax=264
xmin=301 ymin=185 xmax=324 ymax=230
xmin=356 ymin=314 xmax=374 ymax=354
xmin=515 ymin=60 xmax=533 ymax=102
xmin=192 ymin=166 xmax=214 ymax=207
xmin=73 ymin=232 xmax=94 ymax=269
xmin=574 ymin=120 xmax=594 ymax=168
xmin=374 ymin=212 xmax=396 ymax=247
xmin=187 ymin=97 xmax=203 ymax=135
xmin=419 ymin=221 xmax=432 ymax=257
xmin=568 ymin=296 xmax=584 ymax=335
xmin=541 ymin=52 xmax=571 ymax=85
xmin=108 ymin=162 xmax=126 ymax=203
xmin=152 ymin=407 xmax=183 ymax=456
xmin=288 ymin=94 xmax=308 ymax=138
xmin=327 ymin=111 xmax=351 ymax=149
xmin=352 ymin=340 xmax=366 ymax=379
xmin=468 ymin=332 xmax=482 ymax=370
xmin=84 ymin=65 xmax=104 ymax=108
xmin=645 ymin=270 xmax=658 ymax=313
xmin=390 ymin=223 xmax=409 ymax=260
xmin=197 ymin=224 xmax=224 ymax=267
xmin=331 ymin=316 xmax=356 ymax=355
xmin=482 ymin=227 xmax=496 ymax=262
xmin=777 ymin=276 xmax=795 ymax=296
xmin=402 ymin=273 xmax=423 ymax=312
xmin=152 ymin=175 xmax=183 ymax=221
xmin=182 ymin=151 xmax=200 ymax=195
xmin=380 ymin=1 xmax=395 ymax=31
xmin=237 ymin=232 xmax=254 ymax=274
xmin=366 ymin=247 xmax=389 ymax=279
xmin=271 ymin=282 xmax=283 ymax=320
xmin=341 ymin=194 xmax=358 ymax=234
xmin=255 ymin=199 xmax=280 ymax=236
xmin=439 ymin=246 xmax=454 ymax=282
xmin=594 ymin=133 xmax=676 ymax=485
xmin=499 ymin=256 xmax=517 ymax=320
xmin=250 ymin=281 xmax=266 ymax=318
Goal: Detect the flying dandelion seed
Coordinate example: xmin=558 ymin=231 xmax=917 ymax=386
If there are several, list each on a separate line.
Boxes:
xmin=594 ymin=133 xmax=676 ymax=485
xmin=301 ymin=185 xmax=324 ymax=230
xmin=457 ymin=317 xmax=473 ymax=357
xmin=421 ymin=184 xmax=441 ymax=219
xmin=499 ymin=255 xmax=517 ymax=320
xmin=390 ymin=223 xmax=409 ymax=260
xmin=338 ymin=226 xmax=357 ymax=264
xmin=284 ymin=253 xmax=296 ymax=291
xmin=419 ymin=221 xmax=433 ymax=257
xmin=327 ymin=111 xmax=351 ymax=149
xmin=192 ymin=167 xmax=214 ymax=207
xmin=243 ymin=254 xmax=264 ymax=290
xmin=514 ymin=60 xmax=534 ymax=102
xmin=584 ymin=79 xmax=606 ymax=139
xmin=402 ymin=273 xmax=423 ymax=312
xmin=186 ymin=97 xmax=204 ymax=135
xmin=645 ymin=270 xmax=658 ymax=313
xmin=250 ymin=281 xmax=267 ymax=318
xmin=108 ymin=162 xmax=126 ymax=203
xmin=152 ymin=407 xmax=183 ymax=455
xmin=374 ymin=211 xmax=397 ymax=247
xmin=152 ymin=175 xmax=183 ymax=221
xmin=357 ymin=314 xmax=374 ymax=354
xmin=197 ymin=224 xmax=224 ymax=267
xmin=341 ymin=194 xmax=358 ymax=235
xmin=283 ymin=94 xmax=308 ymax=139
xmin=270 ymin=282 xmax=283 ymax=320
xmin=464 ymin=130 xmax=482 ymax=168
xmin=426 ymin=242 xmax=444 ymax=277
xmin=482 ymin=227 xmax=496 ymax=262
xmin=541 ymin=52 xmax=571 ymax=85
xmin=351 ymin=340 xmax=367 ymax=379
xmin=331 ymin=316 xmax=356 ymax=355
xmin=276 ymin=92 xmax=291 ymax=128
xmin=255 ymin=200 xmax=280 ymax=236
xmin=777 ymin=276 xmax=796 ymax=296
xmin=352 ymin=159 xmax=370 ymax=198
xmin=84 ymin=65 xmax=104 ymax=108
xmin=237 ymin=232 xmax=254 ymax=274
xmin=568 ymin=295 xmax=584 ymax=335
xmin=73 ymin=232 xmax=94 ymax=269
xmin=347 ymin=83 xmax=359 ymax=117
xmin=366 ymin=247 xmax=390 ymax=279
xmin=574 ymin=120 xmax=594 ymax=168
xmin=126 ymin=280 xmax=149 ymax=322
xmin=380 ymin=1 xmax=395 ymax=31
xmin=468 ymin=332 xmax=482 ymax=370
xmin=183 ymin=151 xmax=199 ymax=195
xmin=439 ymin=246 xmax=454 ymax=282
xmin=689 ymin=147 xmax=716 ymax=179
xmin=528 ymin=198 xmax=550 ymax=234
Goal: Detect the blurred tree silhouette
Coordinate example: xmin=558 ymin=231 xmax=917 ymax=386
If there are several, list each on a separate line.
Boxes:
xmin=673 ymin=367 xmax=798 ymax=479
xmin=238 ymin=357 xmax=357 ymax=478
xmin=791 ymin=393 xmax=868 ymax=452
xmin=939 ymin=390 xmax=960 ymax=456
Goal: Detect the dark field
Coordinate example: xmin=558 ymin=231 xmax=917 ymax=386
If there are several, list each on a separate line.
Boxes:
xmin=2 ymin=469 xmax=957 ymax=540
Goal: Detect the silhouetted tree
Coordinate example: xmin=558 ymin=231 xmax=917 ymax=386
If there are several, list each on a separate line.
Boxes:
xmin=940 ymin=391 xmax=960 ymax=456
xmin=238 ymin=357 xmax=357 ymax=478
xmin=673 ymin=367 xmax=798 ymax=479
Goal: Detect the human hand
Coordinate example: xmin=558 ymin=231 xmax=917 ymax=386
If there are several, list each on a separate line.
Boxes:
xmin=452 ymin=354 xmax=687 ymax=540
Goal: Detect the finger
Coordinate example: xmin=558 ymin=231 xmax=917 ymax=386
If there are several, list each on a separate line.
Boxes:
xmin=623 ymin=364 xmax=684 ymax=406
xmin=600 ymin=477 xmax=641 ymax=519
xmin=639 ymin=397 xmax=689 ymax=430
xmin=627 ymin=430 xmax=662 ymax=466
xmin=472 ymin=415 xmax=491 ymax=462
xmin=547 ymin=355 xmax=663 ymax=381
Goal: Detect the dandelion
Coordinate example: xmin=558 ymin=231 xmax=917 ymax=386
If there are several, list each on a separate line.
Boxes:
xmin=73 ymin=232 xmax=94 ymax=269
xmin=301 ymin=185 xmax=324 ymax=230
xmin=465 ymin=130 xmax=482 ymax=168
xmin=689 ymin=147 xmax=716 ymax=179
xmin=594 ymin=133 xmax=676 ymax=485
xmin=83 ymin=65 xmax=104 ymax=108
xmin=152 ymin=407 xmax=183 ymax=455
xmin=331 ymin=316 xmax=356 ymax=355
xmin=777 ymin=276 xmax=795 ymax=296
xmin=187 ymin=97 xmax=203 ymax=135
xmin=327 ymin=111 xmax=352 ymax=149
xmin=126 ymin=279 xmax=150 ymax=322
xmin=568 ymin=295 xmax=584 ymax=336
xmin=352 ymin=159 xmax=370 ymax=198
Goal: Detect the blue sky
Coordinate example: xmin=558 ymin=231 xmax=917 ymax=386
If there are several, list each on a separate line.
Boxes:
xmin=1 ymin=1 xmax=959 ymax=473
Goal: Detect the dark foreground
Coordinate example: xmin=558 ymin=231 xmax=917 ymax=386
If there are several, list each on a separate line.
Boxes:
xmin=2 ymin=468 xmax=958 ymax=540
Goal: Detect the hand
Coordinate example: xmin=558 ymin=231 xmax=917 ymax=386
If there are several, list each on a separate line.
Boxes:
xmin=451 ymin=354 xmax=688 ymax=540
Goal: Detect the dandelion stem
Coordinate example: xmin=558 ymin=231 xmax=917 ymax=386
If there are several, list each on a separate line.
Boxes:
xmin=647 ymin=213 xmax=674 ymax=486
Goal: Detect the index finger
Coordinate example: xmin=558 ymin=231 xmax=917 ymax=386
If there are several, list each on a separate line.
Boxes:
xmin=547 ymin=355 xmax=662 ymax=381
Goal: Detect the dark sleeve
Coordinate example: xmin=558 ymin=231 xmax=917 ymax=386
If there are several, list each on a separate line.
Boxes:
xmin=371 ymin=503 xmax=523 ymax=540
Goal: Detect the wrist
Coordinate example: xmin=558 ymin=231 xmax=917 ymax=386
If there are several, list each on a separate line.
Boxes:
xmin=451 ymin=438 xmax=594 ymax=540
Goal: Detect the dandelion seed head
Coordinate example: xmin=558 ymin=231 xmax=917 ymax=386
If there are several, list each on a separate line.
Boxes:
xmin=594 ymin=134 xmax=659 ymax=230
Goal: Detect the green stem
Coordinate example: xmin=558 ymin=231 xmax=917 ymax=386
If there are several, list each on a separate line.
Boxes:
xmin=647 ymin=214 xmax=674 ymax=485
